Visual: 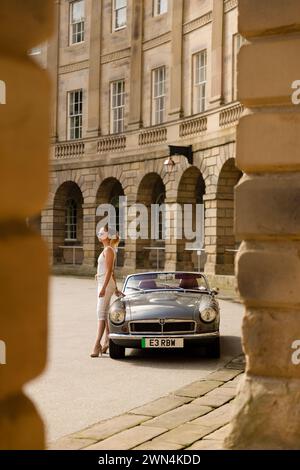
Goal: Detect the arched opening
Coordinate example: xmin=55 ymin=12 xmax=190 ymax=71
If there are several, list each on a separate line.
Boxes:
xmin=216 ymin=158 xmax=242 ymax=274
xmin=136 ymin=173 xmax=166 ymax=270
xmin=95 ymin=178 xmax=125 ymax=268
xmin=53 ymin=181 xmax=84 ymax=265
xmin=176 ymin=167 xmax=206 ymax=271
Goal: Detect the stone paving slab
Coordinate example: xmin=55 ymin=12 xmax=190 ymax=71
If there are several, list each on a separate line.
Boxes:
xmin=84 ymin=425 xmax=168 ymax=451
xmin=49 ymin=437 xmax=97 ymax=451
xmin=73 ymin=413 xmax=151 ymax=441
xmin=130 ymin=395 xmax=192 ymax=417
xmin=203 ymin=424 xmax=231 ymax=441
xmin=192 ymin=387 xmax=236 ymax=408
xmin=191 ymin=403 xmax=233 ymax=430
xmin=134 ymin=441 xmax=184 ymax=450
xmin=141 ymin=404 xmax=212 ymax=430
xmin=173 ymin=380 xmax=223 ymax=398
xmin=186 ymin=439 xmax=224 ymax=450
xmin=206 ymin=369 xmax=241 ymax=382
xmin=153 ymin=423 xmax=212 ymax=447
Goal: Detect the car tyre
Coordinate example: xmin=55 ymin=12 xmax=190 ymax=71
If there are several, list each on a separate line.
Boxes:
xmin=109 ymin=339 xmax=125 ymax=359
xmin=207 ymin=337 xmax=220 ymax=358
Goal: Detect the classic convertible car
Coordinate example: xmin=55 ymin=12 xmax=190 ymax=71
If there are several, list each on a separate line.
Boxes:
xmin=108 ymin=272 xmax=220 ymax=359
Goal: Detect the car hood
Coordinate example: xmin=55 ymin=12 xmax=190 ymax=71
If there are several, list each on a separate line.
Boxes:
xmin=123 ymin=291 xmax=213 ymax=321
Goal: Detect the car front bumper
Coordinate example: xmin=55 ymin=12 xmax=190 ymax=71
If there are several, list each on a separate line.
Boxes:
xmin=109 ymin=331 xmax=219 ymax=348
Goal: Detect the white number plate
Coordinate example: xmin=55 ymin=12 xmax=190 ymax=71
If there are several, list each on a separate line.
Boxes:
xmin=142 ymin=337 xmax=184 ymax=348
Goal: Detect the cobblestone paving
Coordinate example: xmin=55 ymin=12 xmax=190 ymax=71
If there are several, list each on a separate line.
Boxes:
xmin=49 ymin=356 xmax=245 ymax=450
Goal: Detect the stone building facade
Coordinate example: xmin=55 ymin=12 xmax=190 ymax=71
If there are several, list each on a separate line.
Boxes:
xmin=42 ymin=0 xmax=243 ymax=287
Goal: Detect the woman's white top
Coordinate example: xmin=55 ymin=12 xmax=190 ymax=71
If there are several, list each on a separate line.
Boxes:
xmin=96 ymin=246 xmax=116 ymax=280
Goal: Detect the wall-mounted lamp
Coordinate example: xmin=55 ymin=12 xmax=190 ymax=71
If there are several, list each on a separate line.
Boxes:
xmin=164 ymin=145 xmax=193 ymax=172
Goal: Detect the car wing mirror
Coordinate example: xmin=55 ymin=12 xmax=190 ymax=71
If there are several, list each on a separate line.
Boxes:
xmin=211 ymin=288 xmax=219 ymax=296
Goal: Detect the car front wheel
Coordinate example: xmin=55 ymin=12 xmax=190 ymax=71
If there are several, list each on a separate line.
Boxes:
xmin=109 ymin=339 xmax=125 ymax=359
xmin=207 ymin=337 xmax=220 ymax=358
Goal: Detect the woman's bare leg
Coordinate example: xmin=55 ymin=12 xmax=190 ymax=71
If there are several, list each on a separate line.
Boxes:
xmin=103 ymin=320 xmax=110 ymax=346
xmin=92 ymin=320 xmax=106 ymax=351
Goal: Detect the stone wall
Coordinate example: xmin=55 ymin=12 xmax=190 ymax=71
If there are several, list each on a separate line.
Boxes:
xmin=224 ymin=0 xmax=300 ymax=450
xmin=0 ymin=0 xmax=53 ymax=450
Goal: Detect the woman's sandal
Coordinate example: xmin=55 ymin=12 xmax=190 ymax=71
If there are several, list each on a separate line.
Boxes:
xmin=102 ymin=342 xmax=109 ymax=354
xmin=90 ymin=344 xmax=103 ymax=358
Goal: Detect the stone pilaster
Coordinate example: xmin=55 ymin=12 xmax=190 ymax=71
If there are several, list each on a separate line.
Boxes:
xmin=83 ymin=203 xmax=98 ymax=267
xmin=122 ymin=193 xmax=138 ymax=273
xmin=209 ymin=0 xmax=224 ymax=107
xmin=0 ymin=0 xmax=53 ymax=449
xmin=168 ymin=0 xmax=184 ymax=121
xmin=224 ymin=0 xmax=300 ymax=449
xmin=203 ymin=194 xmax=217 ymax=274
xmin=128 ymin=0 xmax=143 ymax=130
xmin=87 ymin=0 xmax=102 ymax=137
xmin=47 ymin=0 xmax=60 ymax=143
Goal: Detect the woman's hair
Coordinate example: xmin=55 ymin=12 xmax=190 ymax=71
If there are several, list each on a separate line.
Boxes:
xmin=102 ymin=223 xmax=120 ymax=247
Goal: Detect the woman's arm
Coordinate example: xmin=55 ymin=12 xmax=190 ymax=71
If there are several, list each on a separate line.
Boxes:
xmin=99 ymin=247 xmax=114 ymax=297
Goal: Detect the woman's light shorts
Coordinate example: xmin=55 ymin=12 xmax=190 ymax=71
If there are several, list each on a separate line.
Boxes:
xmin=96 ymin=277 xmax=115 ymax=320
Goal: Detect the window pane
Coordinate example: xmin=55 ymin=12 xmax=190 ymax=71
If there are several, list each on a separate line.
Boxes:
xmin=116 ymin=0 xmax=127 ymax=9
xmin=72 ymin=1 xmax=84 ymax=22
xmin=111 ymin=80 xmax=125 ymax=134
xmin=157 ymin=0 xmax=168 ymax=14
xmin=116 ymin=7 xmax=127 ymax=29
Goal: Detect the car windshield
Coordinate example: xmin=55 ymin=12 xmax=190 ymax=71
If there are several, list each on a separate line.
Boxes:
xmin=124 ymin=272 xmax=209 ymax=294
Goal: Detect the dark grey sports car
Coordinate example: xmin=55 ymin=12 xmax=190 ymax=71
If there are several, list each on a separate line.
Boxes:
xmin=108 ymin=272 xmax=220 ymax=359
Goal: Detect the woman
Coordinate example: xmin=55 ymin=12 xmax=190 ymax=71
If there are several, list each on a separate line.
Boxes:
xmin=90 ymin=225 xmax=123 ymax=357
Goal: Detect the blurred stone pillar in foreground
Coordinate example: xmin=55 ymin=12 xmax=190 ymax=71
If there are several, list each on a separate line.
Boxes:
xmin=0 ymin=1 xmax=53 ymax=449
xmin=224 ymin=0 xmax=300 ymax=449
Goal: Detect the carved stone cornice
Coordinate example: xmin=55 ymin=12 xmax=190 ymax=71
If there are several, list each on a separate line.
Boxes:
xmin=59 ymin=60 xmax=89 ymax=74
xmin=224 ymin=0 xmax=238 ymax=13
xmin=101 ymin=48 xmax=131 ymax=64
xmin=143 ymin=32 xmax=171 ymax=51
xmin=183 ymin=11 xmax=213 ymax=35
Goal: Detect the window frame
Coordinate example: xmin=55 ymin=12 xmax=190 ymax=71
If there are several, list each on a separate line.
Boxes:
xmin=193 ymin=49 xmax=207 ymax=115
xmin=69 ymin=0 xmax=85 ymax=46
xmin=67 ymin=89 xmax=83 ymax=141
xmin=112 ymin=0 xmax=127 ymax=32
xmin=151 ymin=66 xmax=166 ymax=126
xmin=153 ymin=0 xmax=168 ymax=17
xmin=232 ymin=33 xmax=245 ymax=102
xmin=110 ymin=79 xmax=126 ymax=134
xmin=65 ymin=198 xmax=78 ymax=242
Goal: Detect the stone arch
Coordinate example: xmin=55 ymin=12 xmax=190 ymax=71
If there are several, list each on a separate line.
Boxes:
xmin=53 ymin=181 xmax=84 ymax=265
xmin=95 ymin=177 xmax=125 ymax=267
xmin=49 ymin=170 xmax=88 ymax=207
xmin=176 ymin=166 xmax=206 ymax=271
xmin=136 ymin=172 xmax=166 ymax=270
xmin=215 ymin=157 xmax=243 ymax=275
xmin=133 ymin=159 xmax=168 ymax=201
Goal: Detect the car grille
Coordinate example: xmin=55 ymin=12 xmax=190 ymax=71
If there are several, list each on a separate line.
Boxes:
xmin=129 ymin=320 xmax=196 ymax=334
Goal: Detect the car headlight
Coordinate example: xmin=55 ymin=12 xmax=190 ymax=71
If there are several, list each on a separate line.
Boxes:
xmin=200 ymin=307 xmax=217 ymax=323
xmin=110 ymin=309 xmax=126 ymax=325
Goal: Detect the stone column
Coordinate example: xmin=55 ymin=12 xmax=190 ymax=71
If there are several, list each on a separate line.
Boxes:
xmin=0 ymin=1 xmax=53 ymax=449
xmin=209 ymin=0 xmax=224 ymax=107
xmin=47 ymin=0 xmax=60 ymax=143
xmin=123 ymin=193 xmax=138 ymax=273
xmin=203 ymin=194 xmax=217 ymax=274
xmin=83 ymin=203 xmax=97 ymax=268
xmin=168 ymin=0 xmax=184 ymax=121
xmin=87 ymin=0 xmax=102 ymax=137
xmin=128 ymin=0 xmax=143 ymax=130
xmin=225 ymin=0 xmax=300 ymax=449
xmin=41 ymin=205 xmax=55 ymax=265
